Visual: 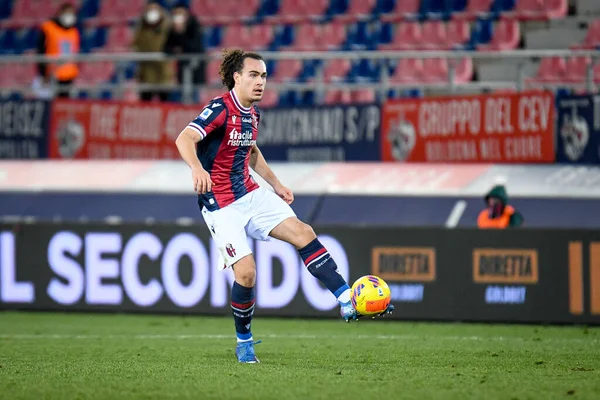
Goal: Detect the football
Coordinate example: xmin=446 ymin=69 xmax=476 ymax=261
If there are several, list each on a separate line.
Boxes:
xmin=351 ymin=275 xmax=392 ymax=315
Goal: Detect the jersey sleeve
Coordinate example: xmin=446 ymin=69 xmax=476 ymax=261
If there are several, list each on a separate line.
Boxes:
xmin=186 ymin=99 xmax=227 ymax=140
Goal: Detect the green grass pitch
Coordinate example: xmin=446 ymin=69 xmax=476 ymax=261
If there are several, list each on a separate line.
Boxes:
xmin=0 ymin=311 xmax=599 ymax=400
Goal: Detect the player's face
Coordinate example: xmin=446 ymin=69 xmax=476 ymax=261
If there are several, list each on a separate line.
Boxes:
xmin=235 ymin=58 xmax=267 ymax=105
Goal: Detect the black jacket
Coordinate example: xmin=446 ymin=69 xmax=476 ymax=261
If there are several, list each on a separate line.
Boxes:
xmin=163 ymin=16 xmax=205 ymax=85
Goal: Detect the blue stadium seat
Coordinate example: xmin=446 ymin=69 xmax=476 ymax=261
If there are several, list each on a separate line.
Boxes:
xmin=203 ymin=25 xmax=222 ymax=49
xmin=79 ymin=0 xmax=100 ymax=18
xmin=276 ymin=24 xmax=295 ymax=48
xmin=449 ymin=0 xmax=468 ymax=13
xmin=256 ymin=0 xmax=279 ymax=18
xmin=377 ymin=0 xmax=395 ymax=14
xmin=349 ymin=59 xmax=381 ymax=83
xmin=0 ymin=30 xmax=17 ymax=54
xmin=345 ymin=21 xmax=374 ymax=50
xmin=17 ymin=28 xmax=38 ymax=52
xmin=0 ymin=0 xmax=13 ymax=19
xmin=376 ymin=22 xmax=394 ymax=46
xmin=419 ymin=0 xmax=452 ymax=20
xmin=492 ymin=0 xmax=516 ymax=13
xmin=465 ymin=18 xmax=493 ymax=49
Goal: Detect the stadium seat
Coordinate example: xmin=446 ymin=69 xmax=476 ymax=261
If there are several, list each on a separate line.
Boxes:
xmin=322 ymin=59 xmax=352 ymax=82
xmin=77 ymin=61 xmax=115 ymax=85
xmin=285 ymin=23 xmax=319 ymax=51
xmin=571 ymin=19 xmax=600 ymax=50
xmin=324 ymin=89 xmax=352 ymax=105
xmin=333 ymin=0 xmax=377 ymax=23
xmin=205 ymin=59 xmax=221 ymax=85
xmin=565 ymin=56 xmax=591 ymax=83
xmin=422 ymin=58 xmax=449 ymax=83
xmin=452 ymin=0 xmax=494 ymax=20
xmin=446 ymin=20 xmax=470 ymax=49
xmin=221 ymin=24 xmax=248 ymax=49
xmin=345 ymin=21 xmax=373 ymax=50
xmin=421 ymin=20 xmax=447 ymax=50
xmin=380 ymin=0 xmax=421 ymax=23
xmin=477 ymin=19 xmax=521 ymax=51
xmin=270 ymin=59 xmax=302 ymax=82
xmin=264 ymin=0 xmax=307 ymax=24
xmin=390 ymin=58 xmax=425 ymax=84
xmin=199 ymin=88 xmax=226 ymax=105
xmin=257 ymin=88 xmax=278 ymax=107
xmin=378 ymin=22 xmax=422 ymax=51
xmin=352 ymin=88 xmax=376 ymax=103
xmin=455 ymin=57 xmax=474 ymax=83
xmin=104 ymin=25 xmax=133 ymax=52
xmin=246 ymin=24 xmax=274 ymax=51
xmin=316 ymin=21 xmax=346 ymax=51
xmin=528 ymin=56 xmax=567 ymax=83
xmin=503 ymin=0 xmax=567 ymax=20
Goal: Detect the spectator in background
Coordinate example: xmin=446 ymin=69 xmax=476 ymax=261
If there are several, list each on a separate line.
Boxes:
xmin=164 ymin=2 xmax=205 ymax=90
xmin=132 ymin=1 xmax=172 ymax=102
xmin=36 ymin=2 xmax=80 ymax=98
xmin=477 ymin=184 xmax=524 ymax=229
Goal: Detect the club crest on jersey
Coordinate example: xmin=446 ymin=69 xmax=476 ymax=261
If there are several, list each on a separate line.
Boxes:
xmin=228 ymin=128 xmax=256 ymax=147
xmin=199 ymin=108 xmax=213 ymax=120
xmin=252 ymin=114 xmax=258 ymax=128
xmin=226 ymin=243 xmax=236 ymax=258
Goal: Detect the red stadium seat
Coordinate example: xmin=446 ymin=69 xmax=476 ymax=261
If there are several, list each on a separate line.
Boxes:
xmin=199 ymin=88 xmax=226 ymax=105
xmin=378 ymin=22 xmax=422 ymax=51
xmin=380 ymin=0 xmax=420 ymax=23
xmin=270 ymin=60 xmax=302 ymax=82
xmin=571 ymin=19 xmax=600 ymax=49
xmin=77 ymin=61 xmax=115 ymax=85
xmin=565 ymin=56 xmax=591 ymax=83
xmin=246 ymin=24 xmax=274 ymax=51
xmin=390 ymin=58 xmax=425 ymax=84
xmin=265 ymin=0 xmax=308 ymax=24
xmin=421 ymin=20 xmax=447 ymax=50
xmin=422 ymin=58 xmax=449 ymax=83
xmin=352 ymin=88 xmax=376 ymax=103
xmin=334 ymin=0 xmax=377 ymax=23
xmin=221 ymin=24 xmax=248 ymax=49
xmin=323 ymin=59 xmax=352 ymax=82
xmin=257 ymin=89 xmax=278 ymax=107
xmin=477 ymin=19 xmax=521 ymax=51
xmin=205 ymin=59 xmax=222 ymax=85
xmin=452 ymin=0 xmax=494 ymax=20
xmin=105 ymin=26 xmax=133 ymax=52
xmin=503 ymin=0 xmax=567 ymax=21
xmin=317 ymin=22 xmax=347 ymax=51
xmin=304 ymin=0 xmax=329 ymax=21
xmin=528 ymin=56 xmax=567 ymax=83
xmin=446 ymin=20 xmax=470 ymax=49
xmin=454 ymin=58 xmax=474 ymax=83
xmin=285 ymin=23 xmax=320 ymax=51
xmin=324 ymin=89 xmax=352 ymax=105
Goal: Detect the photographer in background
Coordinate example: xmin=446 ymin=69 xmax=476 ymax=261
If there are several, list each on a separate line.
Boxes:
xmin=477 ymin=184 xmax=524 ymax=229
xmin=163 ymin=2 xmax=205 ymax=93
xmin=36 ymin=2 xmax=80 ymax=98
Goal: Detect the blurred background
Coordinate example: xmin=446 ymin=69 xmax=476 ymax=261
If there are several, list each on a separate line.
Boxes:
xmin=0 ymin=0 xmax=599 ymax=324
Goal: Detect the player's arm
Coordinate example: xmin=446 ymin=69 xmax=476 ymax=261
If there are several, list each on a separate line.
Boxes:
xmin=175 ymin=102 xmax=225 ymax=194
xmin=250 ymin=145 xmax=293 ymax=204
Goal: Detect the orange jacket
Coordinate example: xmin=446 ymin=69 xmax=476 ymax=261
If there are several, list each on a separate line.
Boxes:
xmin=40 ymin=20 xmax=79 ymax=81
xmin=477 ymin=205 xmax=515 ymax=229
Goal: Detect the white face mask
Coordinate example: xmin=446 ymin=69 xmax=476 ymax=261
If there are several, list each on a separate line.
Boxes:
xmin=146 ymin=9 xmax=160 ymax=24
xmin=173 ymin=14 xmax=185 ymax=25
xmin=59 ymin=13 xmax=76 ymax=27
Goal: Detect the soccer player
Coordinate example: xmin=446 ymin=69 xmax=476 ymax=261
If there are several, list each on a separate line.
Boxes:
xmin=175 ymin=49 xmax=392 ymax=363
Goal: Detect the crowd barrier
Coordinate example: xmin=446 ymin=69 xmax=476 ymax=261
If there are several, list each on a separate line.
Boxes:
xmin=1 ymin=223 xmax=599 ymax=325
xmin=2 ymin=90 xmax=599 ymax=164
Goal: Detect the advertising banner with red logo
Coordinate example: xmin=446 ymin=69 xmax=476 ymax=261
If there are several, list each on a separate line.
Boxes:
xmin=381 ymin=91 xmax=556 ymax=163
xmin=49 ymin=99 xmax=201 ymax=159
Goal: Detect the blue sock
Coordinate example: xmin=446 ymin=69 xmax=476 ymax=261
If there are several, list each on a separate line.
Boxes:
xmin=231 ymin=282 xmax=255 ymax=342
xmin=299 ymin=238 xmax=350 ymax=303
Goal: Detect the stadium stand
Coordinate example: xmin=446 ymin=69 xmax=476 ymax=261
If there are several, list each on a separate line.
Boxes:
xmin=0 ymin=0 xmax=598 ymax=105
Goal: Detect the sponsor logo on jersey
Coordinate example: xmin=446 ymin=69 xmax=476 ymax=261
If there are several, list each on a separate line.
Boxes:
xmin=227 ymin=128 xmax=256 ymax=147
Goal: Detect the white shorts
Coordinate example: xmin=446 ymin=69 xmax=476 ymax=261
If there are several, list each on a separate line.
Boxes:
xmin=201 ymin=185 xmax=296 ymax=269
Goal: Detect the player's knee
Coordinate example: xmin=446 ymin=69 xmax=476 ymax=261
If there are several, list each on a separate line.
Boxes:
xmin=232 ymin=258 xmax=256 ymax=287
xmin=298 ymin=222 xmax=317 ymax=245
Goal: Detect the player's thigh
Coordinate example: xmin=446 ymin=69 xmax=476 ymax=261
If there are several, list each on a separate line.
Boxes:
xmin=246 ymin=187 xmax=298 ymax=242
xmin=202 ymin=206 xmax=252 ymax=269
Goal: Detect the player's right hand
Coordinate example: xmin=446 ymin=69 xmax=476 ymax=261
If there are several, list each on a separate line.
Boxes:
xmin=192 ymin=165 xmax=213 ymax=194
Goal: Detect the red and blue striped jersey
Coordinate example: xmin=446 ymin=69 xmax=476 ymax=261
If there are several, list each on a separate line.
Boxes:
xmin=186 ymin=89 xmax=260 ymax=211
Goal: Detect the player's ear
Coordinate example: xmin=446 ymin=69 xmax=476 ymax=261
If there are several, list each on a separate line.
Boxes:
xmin=233 ymin=71 xmax=241 ymax=86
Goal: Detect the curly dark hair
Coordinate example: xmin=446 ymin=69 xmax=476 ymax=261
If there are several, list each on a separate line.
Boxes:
xmin=219 ymin=48 xmax=264 ymax=91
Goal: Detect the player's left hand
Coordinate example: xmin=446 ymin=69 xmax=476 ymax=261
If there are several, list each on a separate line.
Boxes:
xmin=275 ymin=184 xmax=294 ymax=205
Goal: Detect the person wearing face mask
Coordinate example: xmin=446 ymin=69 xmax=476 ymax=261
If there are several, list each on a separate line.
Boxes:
xmin=132 ymin=1 xmax=173 ymax=102
xmin=477 ymin=184 xmax=524 ymax=229
xmin=36 ymin=2 xmax=80 ymax=98
xmin=163 ymin=2 xmax=205 ymax=92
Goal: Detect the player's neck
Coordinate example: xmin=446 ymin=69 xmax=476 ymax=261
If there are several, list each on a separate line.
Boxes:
xmin=232 ymin=87 xmax=253 ymax=109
